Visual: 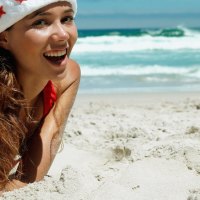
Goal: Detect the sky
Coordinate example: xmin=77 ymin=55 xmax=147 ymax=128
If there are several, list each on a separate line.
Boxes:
xmin=75 ymin=0 xmax=200 ymax=30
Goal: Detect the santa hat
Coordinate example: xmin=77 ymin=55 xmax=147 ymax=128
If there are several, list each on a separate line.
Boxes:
xmin=0 ymin=0 xmax=77 ymax=33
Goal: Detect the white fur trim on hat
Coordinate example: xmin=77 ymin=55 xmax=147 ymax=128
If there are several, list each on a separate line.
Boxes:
xmin=0 ymin=0 xmax=77 ymax=33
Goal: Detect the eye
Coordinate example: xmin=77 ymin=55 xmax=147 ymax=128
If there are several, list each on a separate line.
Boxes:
xmin=62 ymin=16 xmax=74 ymax=24
xmin=32 ymin=19 xmax=48 ymax=28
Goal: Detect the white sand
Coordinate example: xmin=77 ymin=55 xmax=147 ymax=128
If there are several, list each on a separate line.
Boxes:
xmin=1 ymin=92 xmax=200 ymax=200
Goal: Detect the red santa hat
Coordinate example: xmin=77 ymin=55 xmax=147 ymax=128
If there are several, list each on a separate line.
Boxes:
xmin=0 ymin=0 xmax=77 ymax=33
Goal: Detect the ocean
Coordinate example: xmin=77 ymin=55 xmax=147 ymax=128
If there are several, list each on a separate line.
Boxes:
xmin=71 ymin=26 xmax=200 ymax=93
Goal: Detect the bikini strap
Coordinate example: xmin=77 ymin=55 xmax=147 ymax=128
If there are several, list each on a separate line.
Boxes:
xmin=43 ymin=81 xmax=57 ymax=117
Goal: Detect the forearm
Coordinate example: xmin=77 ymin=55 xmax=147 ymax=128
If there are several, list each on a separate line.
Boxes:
xmin=2 ymin=179 xmax=27 ymax=193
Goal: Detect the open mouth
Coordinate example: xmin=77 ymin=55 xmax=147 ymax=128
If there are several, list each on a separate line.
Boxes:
xmin=44 ymin=49 xmax=67 ymax=65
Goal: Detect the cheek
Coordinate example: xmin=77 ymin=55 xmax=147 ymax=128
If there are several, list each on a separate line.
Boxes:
xmin=23 ymin=32 xmax=46 ymax=52
xmin=69 ymin=24 xmax=78 ymax=42
xmin=73 ymin=28 xmax=78 ymax=43
xmin=9 ymin=41 xmax=33 ymax=66
xmin=11 ymin=34 xmax=46 ymax=58
xmin=74 ymin=29 xmax=78 ymax=43
xmin=67 ymin=27 xmax=77 ymax=55
xmin=69 ymin=27 xmax=78 ymax=48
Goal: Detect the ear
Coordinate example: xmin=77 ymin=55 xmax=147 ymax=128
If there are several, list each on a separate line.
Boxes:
xmin=0 ymin=32 xmax=9 ymax=50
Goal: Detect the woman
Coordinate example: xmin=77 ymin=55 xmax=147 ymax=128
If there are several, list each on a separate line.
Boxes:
xmin=0 ymin=0 xmax=80 ymax=192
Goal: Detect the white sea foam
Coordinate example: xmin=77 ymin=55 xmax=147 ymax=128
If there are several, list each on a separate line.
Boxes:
xmin=81 ymin=65 xmax=200 ymax=77
xmin=73 ymin=33 xmax=200 ymax=53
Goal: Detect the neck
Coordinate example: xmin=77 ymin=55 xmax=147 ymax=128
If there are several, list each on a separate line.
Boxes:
xmin=16 ymin=72 xmax=48 ymax=106
xmin=16 ymin=67 xmax=50 ymax=124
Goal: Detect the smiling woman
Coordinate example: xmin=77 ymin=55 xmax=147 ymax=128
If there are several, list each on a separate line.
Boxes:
xmin=0 ymin=0 xmax=80 ymax=192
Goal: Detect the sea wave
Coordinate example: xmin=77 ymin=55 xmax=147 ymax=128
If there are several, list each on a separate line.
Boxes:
xmin=78 ymin=26 xmax=200 ymax=38
xmin=145 ymin=26 xmax=200 ymax=37
xmin=80 ymin=65 xmax=200 ymax=78
xmin=74 ymin=27 xmax=200 ymax=53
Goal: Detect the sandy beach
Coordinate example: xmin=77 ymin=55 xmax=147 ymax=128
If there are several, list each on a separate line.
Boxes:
xmin=1 ymin=92 xmax=200 ymax=200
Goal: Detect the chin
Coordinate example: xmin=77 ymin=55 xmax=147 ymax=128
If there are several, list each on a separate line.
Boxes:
xmin=52 ymin=69 xmax=68 ymax=81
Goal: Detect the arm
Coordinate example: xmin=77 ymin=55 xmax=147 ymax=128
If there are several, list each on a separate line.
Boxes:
xmin=4 ymin=60 xmax=80 ymax=191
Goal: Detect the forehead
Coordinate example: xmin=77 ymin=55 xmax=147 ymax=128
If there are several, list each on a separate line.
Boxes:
xmin=26 ymin=1 xmax=73 ymax=19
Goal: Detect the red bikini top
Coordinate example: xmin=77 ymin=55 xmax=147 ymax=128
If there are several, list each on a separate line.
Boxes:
xmin=43 ymin=81 xmax=57 ymax=117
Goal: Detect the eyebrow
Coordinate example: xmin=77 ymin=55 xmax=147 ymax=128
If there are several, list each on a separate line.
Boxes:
xmin=27 ymin=8 xmax=74 ymax=19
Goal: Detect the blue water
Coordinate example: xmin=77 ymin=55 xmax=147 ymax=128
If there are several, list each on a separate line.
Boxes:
xmin=71 ymin=26 xmax=200 ymax=93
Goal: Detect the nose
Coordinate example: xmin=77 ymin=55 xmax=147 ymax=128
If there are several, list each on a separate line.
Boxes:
xmin=51 ymin=22 xmax=69 ymax=42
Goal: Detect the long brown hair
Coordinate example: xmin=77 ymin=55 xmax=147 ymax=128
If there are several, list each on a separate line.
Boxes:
xmin=0 ymin=47 xmax=27 ymax=189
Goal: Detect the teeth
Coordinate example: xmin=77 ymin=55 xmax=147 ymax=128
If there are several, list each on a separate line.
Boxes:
xmin=44 ymin=50 xmax=66 ymax=57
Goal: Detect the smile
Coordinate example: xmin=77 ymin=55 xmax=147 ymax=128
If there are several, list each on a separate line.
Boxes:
xmin=43 ymin=49 xmax=67 ymax=65
xmin=44 ymin=49 xmax=66 ymax=57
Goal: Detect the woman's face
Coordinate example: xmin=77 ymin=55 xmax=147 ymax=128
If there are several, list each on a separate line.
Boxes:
xmin=4 ymin=1 xmax=77 ymax=81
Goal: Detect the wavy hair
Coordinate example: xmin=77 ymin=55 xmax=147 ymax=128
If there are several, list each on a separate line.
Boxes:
xmin=0 ymin=47 xmax=27 ymax=190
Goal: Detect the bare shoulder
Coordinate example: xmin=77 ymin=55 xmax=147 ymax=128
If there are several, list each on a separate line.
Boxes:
xmin=53 ymin=59 xmax=81 ymax=95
